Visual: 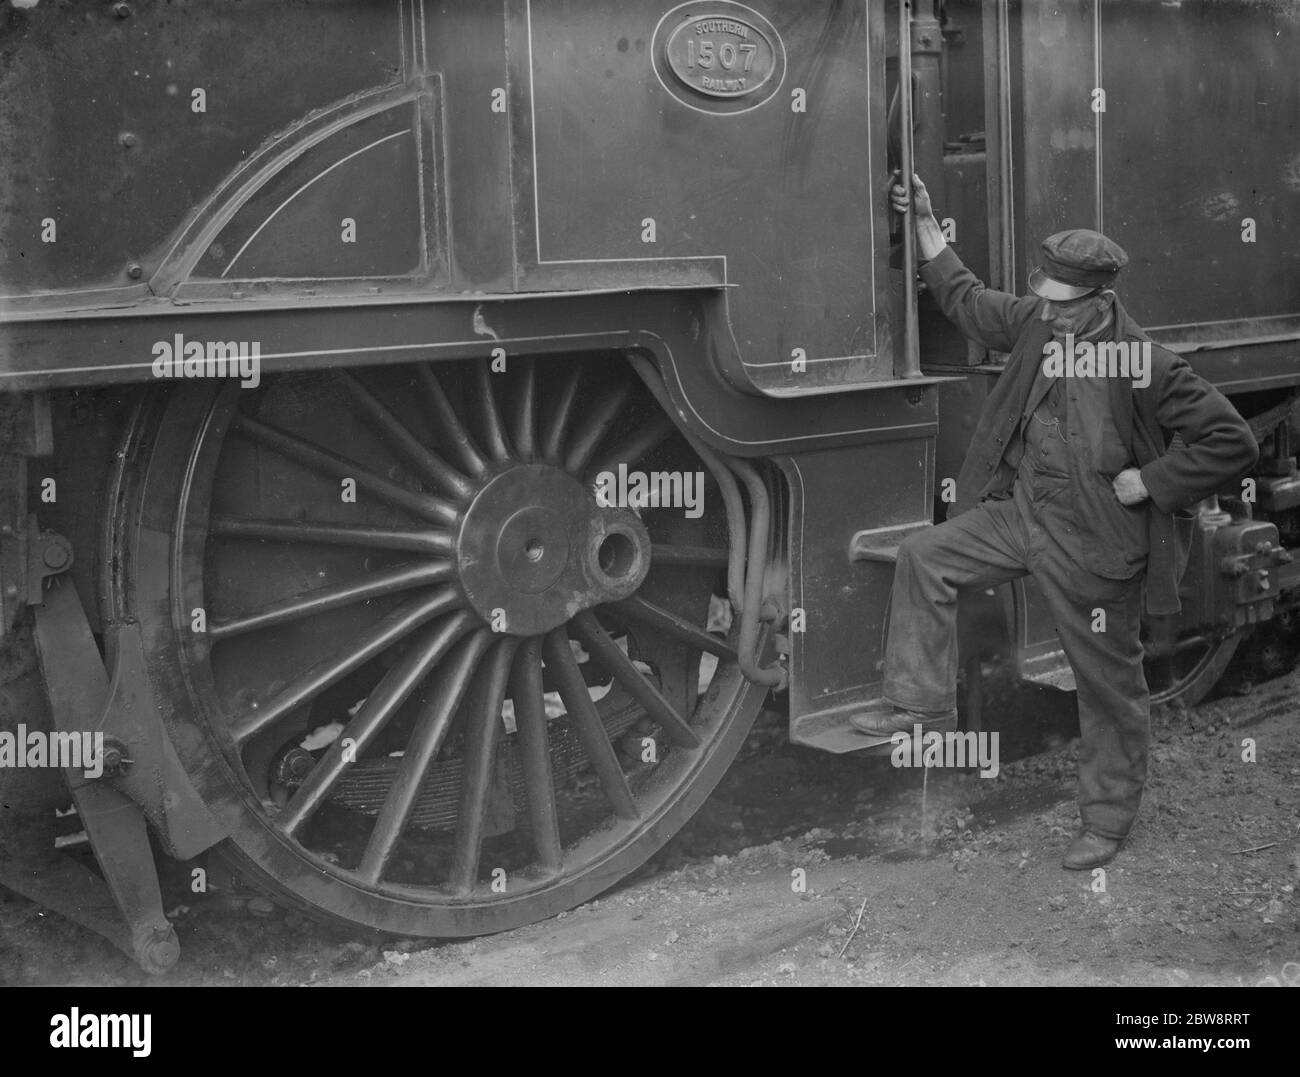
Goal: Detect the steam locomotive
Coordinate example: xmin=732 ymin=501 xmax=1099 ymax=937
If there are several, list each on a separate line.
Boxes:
xmin=1 ymin=0 xmax=1296 ymax=971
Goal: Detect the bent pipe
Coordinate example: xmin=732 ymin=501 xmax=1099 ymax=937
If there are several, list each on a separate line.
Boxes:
xmin=625 ymin=353 xmax=785 ymax=689
xmin=717 ymin=453 xmax=787 ymax=690
xmin=626 ymin=353 xmax=745 ymax=608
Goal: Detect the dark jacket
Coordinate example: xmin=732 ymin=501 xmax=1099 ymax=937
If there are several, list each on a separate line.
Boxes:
xmin=920 ymin=245 xmax=1259 ymax=615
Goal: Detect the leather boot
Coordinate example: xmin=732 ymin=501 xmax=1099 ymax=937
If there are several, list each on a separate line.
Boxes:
xmin=1062 ymin=829 xmax=1127 ymax=870
xmin=849 ymin=706 xmax=958 ymax=738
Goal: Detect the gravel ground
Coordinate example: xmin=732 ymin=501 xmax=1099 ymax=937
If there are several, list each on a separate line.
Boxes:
xmin=2 ymin=657 xmax=1297 ymax=987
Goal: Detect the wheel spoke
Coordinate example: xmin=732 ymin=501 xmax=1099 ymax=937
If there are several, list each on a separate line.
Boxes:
xmin=472 ymin=359 xmax=512 ymax=462
xmin=357 ymin=630 xmax=494 ymax=885
xmin=232 ymin=588 xmax=460 ymax=743
xmin=233 ymin=414 xmax=459 ymax=526
xmin=211 ymin=515 xmax=453 ymax=556
xmin=540 ymin=366 xmax=582 ymax=464
xmin=650 ymin=544 xmax=729 ymax=568
xmin=510 ymin=636 xmax=563 ymax=874
xmin=448 ymin=637 xmax=520 ymax=895
xmin=564 ymin=383 xmax=632 ymax=475
xmin=570 ymin=610 xmax=701 ymax=749
xmin=543 ymin=627 xmax=638 ymax=821
xmin=277 ymin=611 xmax=477 ymax=835
xmin=610 ymin=595 xmax=737 ymax=661
xmin=127 ymin=354 xmax=769 ymax=932
xmin=415 ymin=364 xmax=489 ymax=478
xmin=334 ymin=371 xmax=476 ymax=501
xmin=512 ymin=358 xmax=538 ymax=462
xmin=583 ymin=413 xmax=674 ymax=483
xmin=211 ymin=561 xmax=453 ymax=642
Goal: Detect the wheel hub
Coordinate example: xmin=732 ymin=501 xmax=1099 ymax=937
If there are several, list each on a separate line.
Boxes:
xmin=457 ymin=464 xmax=650 ymax=636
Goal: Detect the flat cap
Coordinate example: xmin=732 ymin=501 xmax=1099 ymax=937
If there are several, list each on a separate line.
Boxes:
xmin=1028 ymin=229 xmax=1129 ymax=301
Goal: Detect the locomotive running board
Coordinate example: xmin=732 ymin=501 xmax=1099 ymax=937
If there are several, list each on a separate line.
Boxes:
xmin=26 ymin=577 xmax=225 ymax=973
xmin=789 ymin=659 xmax=987 ymax=756
xmin=789 ymin=701 xmax=899 ymax=755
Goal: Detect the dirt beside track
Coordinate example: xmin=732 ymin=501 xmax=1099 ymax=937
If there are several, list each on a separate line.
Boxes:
xmin=2 ymin=662 xmax=1298 ymax=987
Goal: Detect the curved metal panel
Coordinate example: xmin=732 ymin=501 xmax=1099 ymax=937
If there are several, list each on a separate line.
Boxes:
xmin=200 ymin=108 xmax=423 ymax=282
xmin=0 ymin=0 xmax=403 ymax=299
xmin=155 ymin=82 xmax=444 ymax=298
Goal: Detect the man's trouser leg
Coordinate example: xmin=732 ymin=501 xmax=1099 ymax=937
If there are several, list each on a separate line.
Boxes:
xmin=1033 ymin=562 xmax=1149 ymax=839
xmin=883 ymin=500 xmax=1029 ymax=714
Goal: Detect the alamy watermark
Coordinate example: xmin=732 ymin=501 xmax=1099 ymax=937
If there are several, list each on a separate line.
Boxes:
xmin=50 ymin=1009 xmax=151 ymax=1057
xmin=890 ymin=725 xmax=1000 ymax=779
xmin=593 ymin=463 xmax=705 ymax=518
xmin=151 ymin=333 xmax=261 ymax=388
xmin=0 ymin=725 xmax=104 ymax=779
xmin=1042 ymin=333 xmax=1151 ymax=388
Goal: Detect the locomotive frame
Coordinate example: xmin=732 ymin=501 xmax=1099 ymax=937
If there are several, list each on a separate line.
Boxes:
xmin=0 ymin=0 xmax=1297 ymax=972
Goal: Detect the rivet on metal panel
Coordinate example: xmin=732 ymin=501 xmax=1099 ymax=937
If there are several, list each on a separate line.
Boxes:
xmin=127 ymin=263 xmax=143 ymax=279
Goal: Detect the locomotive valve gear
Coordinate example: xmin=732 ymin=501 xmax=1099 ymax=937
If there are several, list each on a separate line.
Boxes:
xmin=868 ymin=173 xmax=1259 ymax=867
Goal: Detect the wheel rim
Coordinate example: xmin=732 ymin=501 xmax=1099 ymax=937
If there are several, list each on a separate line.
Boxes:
xmin=1141 ymin=619 xmax=1243 ymax=707
xmin=112 ymin=357 xmax=766 ymax=934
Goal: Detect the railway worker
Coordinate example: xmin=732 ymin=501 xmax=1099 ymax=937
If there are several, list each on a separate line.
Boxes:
xmin=853 ymin=173 xmax=1258 ymax=871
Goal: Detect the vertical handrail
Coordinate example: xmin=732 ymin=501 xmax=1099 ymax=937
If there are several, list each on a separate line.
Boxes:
xmin=898 ymin=0 xmax=921 ymax=378
xmin=996 ymin=0 xmax=1016 ymax=293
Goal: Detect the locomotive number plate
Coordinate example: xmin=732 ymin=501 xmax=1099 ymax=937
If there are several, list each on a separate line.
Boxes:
xmin=667 ymin=15 xmax=775 ymax=98
xmin=653 ymin=2 xmax=785 ymax=114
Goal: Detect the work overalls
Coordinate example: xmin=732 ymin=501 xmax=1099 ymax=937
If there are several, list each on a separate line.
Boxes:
xmin=882 ymin=364 xmax=1150 ymax=839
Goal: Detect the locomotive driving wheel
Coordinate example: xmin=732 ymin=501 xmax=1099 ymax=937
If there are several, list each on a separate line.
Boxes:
xmin=1141 ymin=620 xmax=1244 ymax=707
xmin=108 ymin=356 xmax=767 ymax=935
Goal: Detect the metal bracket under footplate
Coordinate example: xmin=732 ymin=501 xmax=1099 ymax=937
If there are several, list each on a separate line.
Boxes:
xmin=25 ymin=576 xmax=226 ymax=973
